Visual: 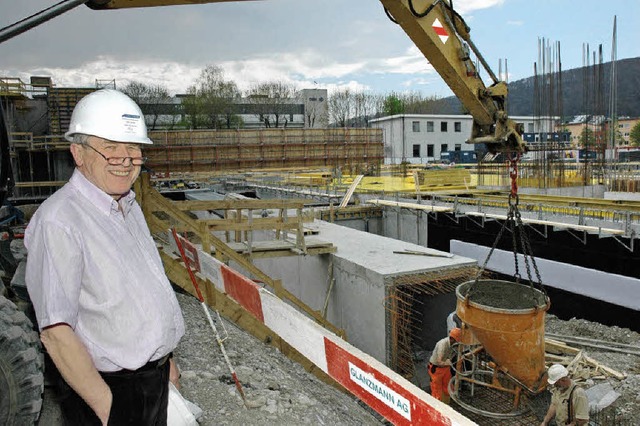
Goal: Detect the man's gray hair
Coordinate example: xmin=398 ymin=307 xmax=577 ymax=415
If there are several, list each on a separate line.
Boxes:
xmin=71 ymin=133 xmax=90 ymax=145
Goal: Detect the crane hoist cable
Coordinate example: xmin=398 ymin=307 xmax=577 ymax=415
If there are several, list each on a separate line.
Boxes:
xmin=466 ymin=154 xmax=548 ymax=304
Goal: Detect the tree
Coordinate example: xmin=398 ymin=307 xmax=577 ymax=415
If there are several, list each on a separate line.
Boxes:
xmin=352 ymin=91 xmax=381 ymax=127
xmin=578 ymin=127 xmax=596 ymax=149
xmin=121 ymin=81 xmax=172 ymax=130
xmin=630 ymin=121 xmax=640 ymax=146
xmin=402 ymin=92 xmax=446 ymax=114
xmin=184 ymin=65 xmax=240 ymax=129
xmin=245 ymin=81 xmax=297 ymax=128
xmin=382 ymin=94 xmax=404 ymax=116
xmin=328 ymin=89 xmax=353 ymax=127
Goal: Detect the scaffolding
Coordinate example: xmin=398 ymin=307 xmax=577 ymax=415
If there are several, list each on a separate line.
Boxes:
xmin=144 ymin=127 xmax=384 ymax=174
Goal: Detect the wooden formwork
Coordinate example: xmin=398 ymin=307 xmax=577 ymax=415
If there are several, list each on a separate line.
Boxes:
xmin=47 ymin=87 xmax=95 ymax=135
xmin=134 ymin=173 xmax=341 ymax=338
xmin=145 ymin=128 xmax=384 ymax=173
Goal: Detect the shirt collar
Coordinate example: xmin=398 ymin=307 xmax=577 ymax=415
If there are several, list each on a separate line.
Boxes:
xmin=69 ymin=169 xmax=137 ymax=216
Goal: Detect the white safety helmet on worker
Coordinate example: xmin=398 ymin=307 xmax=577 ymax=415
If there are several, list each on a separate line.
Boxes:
xmin=65 ymin=89 xmax=153 ymax=145
xmin=547 ymin=364 xmax=569 ymax=385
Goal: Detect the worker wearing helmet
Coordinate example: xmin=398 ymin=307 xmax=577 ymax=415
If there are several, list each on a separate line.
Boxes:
xmin=25 ymin=89 xmax=185 ymax=425
xmin=427 ymin=327 xmax=461 ymax=404
xmin=540 ymin=364 xmax=589 ymax=426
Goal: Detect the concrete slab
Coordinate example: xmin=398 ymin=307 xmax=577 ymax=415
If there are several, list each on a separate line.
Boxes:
xmin=307 ymin=220 xmax=476 ymax=279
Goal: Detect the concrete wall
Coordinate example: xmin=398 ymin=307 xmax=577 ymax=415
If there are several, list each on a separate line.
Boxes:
xmin=248 ymin=220 xmax=476 ymax=366
xmin=327 ymin=217 xmax=384 ymax=235
xmin=604 ymin=191 xmax=640 ymax=201
xmin=450 ymin=240 xmax=640 ymax=311
xmin=381 ymin=207 xmax=429 ymax=247
xmin=251 ymin=242 xmax=389 ymax=363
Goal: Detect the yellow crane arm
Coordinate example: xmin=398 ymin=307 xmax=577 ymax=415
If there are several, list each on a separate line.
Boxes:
xmin=378 ymin=0 xmax=526 ymax=153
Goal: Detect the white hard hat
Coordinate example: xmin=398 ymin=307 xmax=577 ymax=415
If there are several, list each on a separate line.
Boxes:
xmin=547 ymin=364 xmax=569 ymax=385
xmin=64 ymin=89 xmax=152 ymax=145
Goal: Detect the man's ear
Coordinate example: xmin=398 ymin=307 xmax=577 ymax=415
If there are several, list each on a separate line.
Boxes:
xmin=70 ymin=144 xmax=83 ymax=166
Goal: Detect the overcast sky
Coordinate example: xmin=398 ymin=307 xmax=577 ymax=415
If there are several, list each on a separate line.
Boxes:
xmin=1 ymin=0 xmax=638 ymax=98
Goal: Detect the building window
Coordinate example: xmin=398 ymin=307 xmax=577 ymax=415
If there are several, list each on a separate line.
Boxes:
xmin=455 ymin=144 xmax=462 ymax=151
xmin=427 ymin=144 xmax=434 ymax=157
xmin=441 ymin=144 xmax=448 ymax=153
xmin=528 ymin=123 xmax=534 ymax=133
xmin=441 ymin=121 xmax=448 ymax=132
xmin=412 ymin=121 xmax=420 ymax=132
xmin=454 ymin=121 xmax=461 ymax=132
xmin=413 ymin=144 xmax=420 ymax=157
xmin=427 ymin=121 xmax=434 ymax=132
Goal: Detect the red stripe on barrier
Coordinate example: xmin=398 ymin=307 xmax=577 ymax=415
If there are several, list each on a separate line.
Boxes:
xmin=220 ymin=265 xmax=265 ymax=323
xmin=324 ymin=338 xmax=452 ymax=426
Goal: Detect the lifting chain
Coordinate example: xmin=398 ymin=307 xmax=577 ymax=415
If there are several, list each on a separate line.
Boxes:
xmin=467 ymin=153 xmax=547 ymax=302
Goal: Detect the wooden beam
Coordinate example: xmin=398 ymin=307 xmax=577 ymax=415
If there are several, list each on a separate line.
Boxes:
xmin=173 ymin=199 xmax=307 ymax=211
xmin=367 ymin=199 xmax=454 ymax=212
xmin=159 ymin=250 xmax=342 ymax=389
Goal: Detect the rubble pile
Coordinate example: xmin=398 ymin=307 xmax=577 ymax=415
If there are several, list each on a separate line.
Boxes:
xmin=545 ymin=315 xmax=640 ymax=423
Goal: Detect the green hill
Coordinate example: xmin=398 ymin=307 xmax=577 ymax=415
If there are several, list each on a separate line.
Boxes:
xmin=440 ymin=57 xmax=640 ymax=118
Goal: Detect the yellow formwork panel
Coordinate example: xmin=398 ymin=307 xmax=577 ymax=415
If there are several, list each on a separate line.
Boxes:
xmin=339 ymin=171 xmax=477 ymax=193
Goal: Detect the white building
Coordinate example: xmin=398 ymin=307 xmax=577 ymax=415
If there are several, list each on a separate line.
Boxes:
xmin=369 ymin=114 xmax=555 ymax=164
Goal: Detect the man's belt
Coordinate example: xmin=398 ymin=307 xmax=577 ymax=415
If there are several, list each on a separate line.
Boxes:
xmin=102 ymin=352 xmax=172 ymax=376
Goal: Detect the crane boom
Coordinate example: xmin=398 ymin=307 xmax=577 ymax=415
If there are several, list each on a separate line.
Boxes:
xmin=378 ymin=0 xmax=525 ymax=153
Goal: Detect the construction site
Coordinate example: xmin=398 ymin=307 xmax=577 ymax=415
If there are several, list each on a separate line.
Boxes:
xmin=1 ymin=1 xmax=640 ymax=426
xmin=2 ymin=76 xmax=640 ymax=425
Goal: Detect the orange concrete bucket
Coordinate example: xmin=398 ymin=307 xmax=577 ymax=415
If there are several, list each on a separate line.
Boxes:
xmin=456 ymin=279 xmax=550 ymax=393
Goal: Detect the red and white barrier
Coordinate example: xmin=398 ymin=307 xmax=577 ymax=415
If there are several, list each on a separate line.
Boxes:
xmin=169 ymin=233 xmax=476 ymax=425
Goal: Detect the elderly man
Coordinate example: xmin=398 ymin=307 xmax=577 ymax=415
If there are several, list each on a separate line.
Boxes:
xmin=428 ymin=327 xmax=461 ymax=404
xmin=540 ymin=364 xmax=589 ymax=426
xmin=26 ymin=89 xmax=184 ymax=425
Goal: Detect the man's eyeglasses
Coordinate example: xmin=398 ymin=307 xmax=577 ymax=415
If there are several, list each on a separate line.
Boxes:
xmin=84 ymin=144 xmax=147 ymax=166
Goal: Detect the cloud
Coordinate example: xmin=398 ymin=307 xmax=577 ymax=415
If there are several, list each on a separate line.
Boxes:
xmin=1 ymin=42 xmax=443 ymax=97
xmin=379 ymin=46 xmax=435 ymax=75
xmin=454 ymin=0 xmax=505 ymax=14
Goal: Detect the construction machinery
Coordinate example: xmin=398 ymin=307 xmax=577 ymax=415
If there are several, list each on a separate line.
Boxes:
xmin=0 ymin=0 xmax=531 ymax=423
xmin=453 ymin=279 xmax=549 ymax=418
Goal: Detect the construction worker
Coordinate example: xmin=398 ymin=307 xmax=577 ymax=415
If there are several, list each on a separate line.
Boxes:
xmin=540 ymin=364 xmax=589 ymax=426
xmin=427 ymin=327 xmax=461 ymax=404
xmin=25 ymin=89 xmax=184 ymax=425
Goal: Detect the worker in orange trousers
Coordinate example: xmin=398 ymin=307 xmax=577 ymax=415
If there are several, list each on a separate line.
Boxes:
xmin=428 ymin=327 xmax=461 ymax=404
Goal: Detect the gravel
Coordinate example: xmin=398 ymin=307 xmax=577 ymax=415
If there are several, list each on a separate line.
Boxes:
xmin=172 ymin=291 xmax=383 ymax=425
xmin=37 ymin=292 xmax=640 ymax=425
xmin=545 ymin=314 xmax=640 ymax=423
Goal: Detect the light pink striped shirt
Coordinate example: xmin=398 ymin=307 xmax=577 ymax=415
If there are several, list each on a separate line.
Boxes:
xmin=25 ymin=169 xmax=184 ymax=372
